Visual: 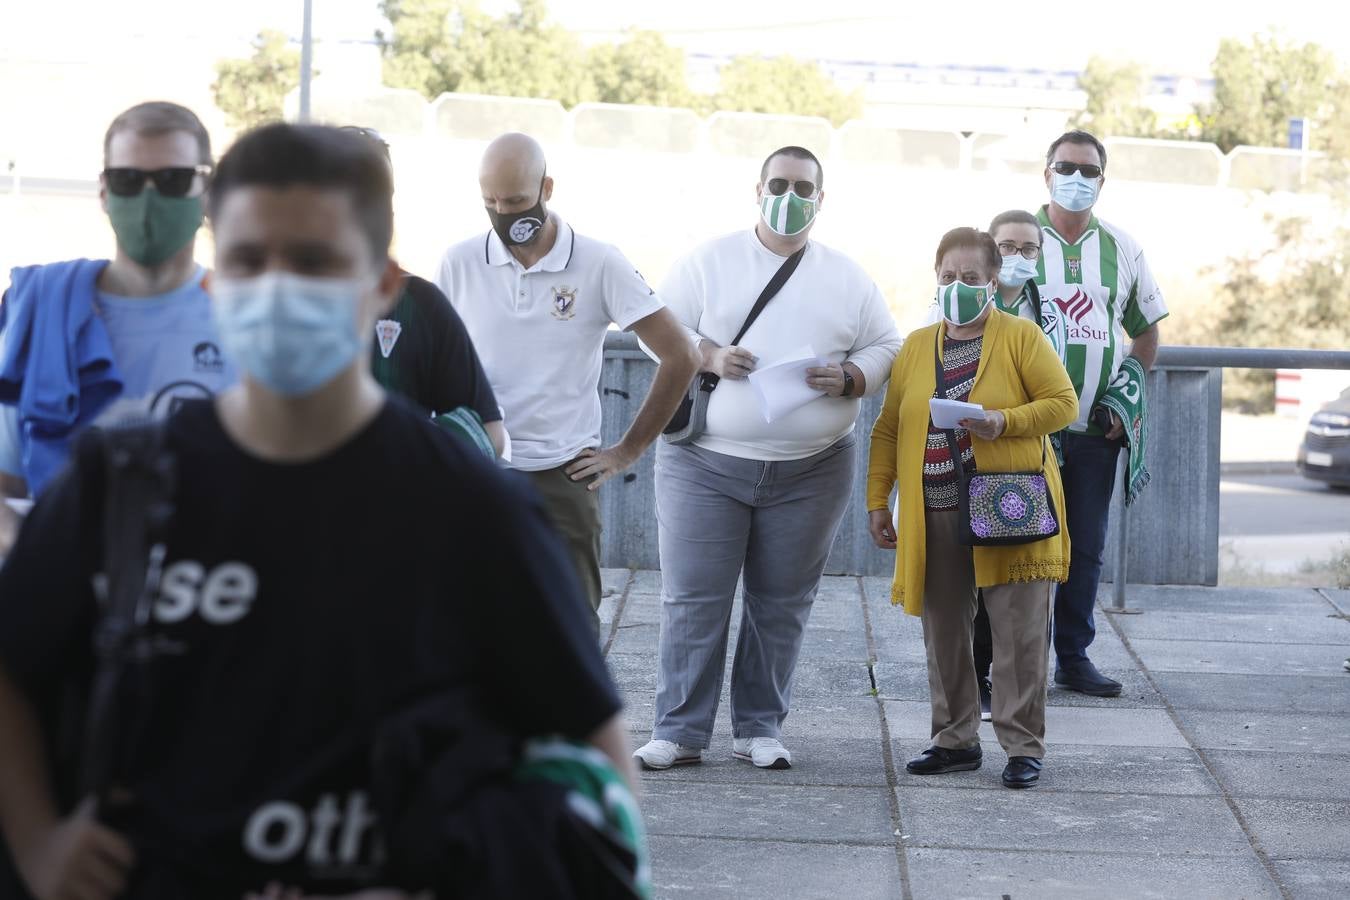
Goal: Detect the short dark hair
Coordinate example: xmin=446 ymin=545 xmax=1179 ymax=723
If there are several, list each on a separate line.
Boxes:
xmin=988 ymin=209 xmax=1043 ymax=244
xmin=933 ymin=227 xmax=1000 ymax=278
xmin=209 ymin=124 xmax=394 ymax=261
xmin=1045 ymin=130 xmax=1107 ymax=170
xmin=104 ymin=101 xmax=212 ymax=167
xmin=760 ymin=145 xmax=824 ymax=189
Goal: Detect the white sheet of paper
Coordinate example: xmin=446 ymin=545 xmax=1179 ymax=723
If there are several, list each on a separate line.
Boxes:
xmin=930 ymin=398 xmax=986 ymax=429
xmin=748 ymin=344 xmax=828 ymax=424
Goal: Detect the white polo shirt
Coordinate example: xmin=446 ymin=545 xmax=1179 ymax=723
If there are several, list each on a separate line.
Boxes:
xmin=435 ymin=213 xmax=664 ymax=471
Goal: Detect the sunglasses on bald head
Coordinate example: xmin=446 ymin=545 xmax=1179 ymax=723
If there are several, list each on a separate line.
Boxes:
xmin=102 ymin=165 xmax=212 ymax=198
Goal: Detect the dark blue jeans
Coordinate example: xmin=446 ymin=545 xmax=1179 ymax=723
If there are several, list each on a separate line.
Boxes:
xmin=1052 ymin=431 xmax=1121 ymax=668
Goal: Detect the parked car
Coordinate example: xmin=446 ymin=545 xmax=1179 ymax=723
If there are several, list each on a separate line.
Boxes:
xmin=1297 ymin=387 xmax=1350 ymax=489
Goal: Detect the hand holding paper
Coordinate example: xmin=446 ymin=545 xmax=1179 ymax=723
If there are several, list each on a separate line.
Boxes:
xmin=929 ymin=398 xmax=986 ymax=429
xmin=748 ymin=344 xmax=828 ymax=423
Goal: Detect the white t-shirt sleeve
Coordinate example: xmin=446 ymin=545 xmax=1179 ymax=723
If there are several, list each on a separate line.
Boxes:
xmin=434 ymin=249 xmax=458 ymax=309
xmin=0 ymin=405 xmax=22 ymax=478
xmin=601 ymin=246 xmax=665 ymax=331
xmin=845 ymin=280 xmax=902 ymax=396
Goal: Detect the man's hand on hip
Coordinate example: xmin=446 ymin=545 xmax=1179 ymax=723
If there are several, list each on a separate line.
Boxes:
xmin=566 ymin=445 xmax=638 ymax=492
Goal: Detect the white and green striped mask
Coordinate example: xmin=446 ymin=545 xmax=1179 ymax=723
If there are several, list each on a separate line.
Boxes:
xmin=760 ymin=191 xmax=817 ymax=236
xmin=937 ymin=280 xmax=993 ymax=326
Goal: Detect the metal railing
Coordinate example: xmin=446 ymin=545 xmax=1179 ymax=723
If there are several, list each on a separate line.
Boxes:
xmin=1106 ymin=345 xmax=1350 ymax=610
xmin=598 ymin=334 xmax=1350 ymax=595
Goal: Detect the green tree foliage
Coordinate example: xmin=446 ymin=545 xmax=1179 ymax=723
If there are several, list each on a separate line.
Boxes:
xmin=212 ymin=30 xmax=303 ymax=130
xmin=713 ymin=56 xmax=862 ymax=126
xmin=1188 ymin=216 xmax=1350 ymax=411
xmin=1070 ymin=56 xmax=1159 ymax=138
xmin=1199 ymin=34 xmax=1343 ymax=153
xmin=587 ymin=30 xmax=692 ymax=107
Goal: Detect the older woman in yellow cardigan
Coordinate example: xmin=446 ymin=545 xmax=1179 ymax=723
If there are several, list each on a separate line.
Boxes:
xmin=867 ymin=227 xmax=1077 ymax=789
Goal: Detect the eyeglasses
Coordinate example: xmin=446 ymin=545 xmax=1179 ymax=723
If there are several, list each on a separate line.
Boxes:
xmin=765 ymin=178 xmax=818 ymax=199
xmin=102 ymin=165 xmax=212 ymax=198
xmin=1050 ymin=162 xmax=1103 ymax=179
xmin=997 ymin=241 xmax=1041 ymax=260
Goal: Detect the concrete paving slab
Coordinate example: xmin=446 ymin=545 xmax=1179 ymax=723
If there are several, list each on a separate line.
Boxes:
xmin=873 ymin=663 xmax=1167 ymax=709
xmin=1129 ymin=638 xmax=1350 ymax=676
xmin=1205 ymin=749 xmax=1350 ymax=801
xmin=601 ymin=567 xmax=630 ymax=597
xmin=892 ymin=742 xmax=1220 ymax=797
xmin=634 ymin=736 xmax=888 ymax=787
xmin=1115 ymin=611 xmax=1350 ymax=645
xmin=648 ymin=835 xmax=903 ymax=899
xmin=797 ymin=624 xmax=871 ymax=660
xmin=606 ymin=621 xmax=660 ymax=656
xmin=895 ymin=786 xmax=1252 ymax=856
xmin=1232 ymin=798 xmax=1350 ymax=860
xmin=620 ymin=691 xmax=883 ymax=740
xmin=1123 ymin=584 xmax=1332 ymax=615
xmin=884 ymin=701 xmax=1188 ymax=748
xmin=1272 ymin=858 xmax=1350 ymax=900
xmin=641 ymin=781 xmax=894 ymax=845
xmin=905 ymin=847 xmax=1280 ymax=900
xmin=1176 ymin=709 xmax=1350 ymax=754
xmin=1152 ymin=672 xmax=1350 ymax=714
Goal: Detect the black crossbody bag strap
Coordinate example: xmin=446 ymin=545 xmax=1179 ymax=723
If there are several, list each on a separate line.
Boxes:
xmin=699 ymin=243 xmax=807 ymax=393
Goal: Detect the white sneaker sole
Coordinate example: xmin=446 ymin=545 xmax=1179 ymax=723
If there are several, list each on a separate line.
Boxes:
xmin=635 ymin=754 xmax=702 ymax=771
xmin=733 ymin=750 xmax=791 ymax=769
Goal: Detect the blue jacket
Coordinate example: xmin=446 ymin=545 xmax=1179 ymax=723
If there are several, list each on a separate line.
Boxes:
xmin=0 ymin=259 xmax=123 ymax=494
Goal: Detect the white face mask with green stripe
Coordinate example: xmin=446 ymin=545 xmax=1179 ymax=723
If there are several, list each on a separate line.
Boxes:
xmin=759 ymin=190 xmax=817 ymax=236
xmin=936 ymin=280 xmax=993 ymax=327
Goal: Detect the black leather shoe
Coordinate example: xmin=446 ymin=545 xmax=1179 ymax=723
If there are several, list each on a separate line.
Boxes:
xmin=906 ymin=745 xmax=982 ymax=775
xmin=1002 ymin=756 xmax=1042 ymax=788
xmin=1054 ymin=660 xmax=1122 ymax=697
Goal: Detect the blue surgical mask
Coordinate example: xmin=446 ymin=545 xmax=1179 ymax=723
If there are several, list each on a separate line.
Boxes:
xmin=212 ymin=271 xmax=365 ymax=396
xmin=1050 ymin=171 xmax=1099 ymax=212
xmin=998 ymin=254 xmax=1039 ymax=287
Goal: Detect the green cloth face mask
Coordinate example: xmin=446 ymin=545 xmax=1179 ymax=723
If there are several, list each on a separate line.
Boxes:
xmin=760 ymin=190 xmax=817 ymax=236
xmin=107 ymin=188 xmax=203 ymax=267
xmin=937 ymin=280 xmax=993 ymax=326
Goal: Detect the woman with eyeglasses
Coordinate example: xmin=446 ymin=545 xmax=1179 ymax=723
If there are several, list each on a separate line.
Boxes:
xmin=968 ymin=210 xmax=1070 ymax=720
xmin=866 ymin=227 xmax=1077 ymax=789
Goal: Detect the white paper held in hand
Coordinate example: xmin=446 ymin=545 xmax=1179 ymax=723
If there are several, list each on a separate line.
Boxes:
xmin=747 ymin=343 xmax=828 ymax=424
xmin=929 ymin=398 xmax=987 ymax=429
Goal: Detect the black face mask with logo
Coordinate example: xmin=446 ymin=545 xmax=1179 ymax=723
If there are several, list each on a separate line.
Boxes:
xmin=487 ymin=177 xmax=547 ymax=247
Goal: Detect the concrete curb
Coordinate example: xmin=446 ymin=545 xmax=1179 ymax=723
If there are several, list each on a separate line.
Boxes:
xmin=1219 ymin=460 xmax=1299 ymax=476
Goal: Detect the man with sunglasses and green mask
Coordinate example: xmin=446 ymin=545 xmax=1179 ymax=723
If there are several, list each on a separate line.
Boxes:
xmin=633 ymin=146 xmax=900 ymax=772
xmin=0 ymin=102 xmax=233 ymax=553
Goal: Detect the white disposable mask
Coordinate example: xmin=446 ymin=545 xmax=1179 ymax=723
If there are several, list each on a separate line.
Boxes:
xmin=1050 ymin=171 xmax=1100 ymax=212
xmin=998 ymin=254 xmax=1039 ymax=287
xmin=212 ymin=271 xmax=366 ymax=396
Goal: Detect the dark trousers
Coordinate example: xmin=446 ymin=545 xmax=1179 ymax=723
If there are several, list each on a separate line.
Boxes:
xmin=1051 ymin=431 xmax=1122 ymax=667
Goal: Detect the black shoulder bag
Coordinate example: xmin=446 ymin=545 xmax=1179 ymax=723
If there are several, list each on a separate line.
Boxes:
xmin=662 ymin=244 xmax=806 ymax=445
xmin=933 ymin=332 xmax=1060 ymax=547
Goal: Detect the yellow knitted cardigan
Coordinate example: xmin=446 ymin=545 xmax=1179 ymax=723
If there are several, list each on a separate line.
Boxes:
xmin=866 ymin=310 xmax=1079 ymax=615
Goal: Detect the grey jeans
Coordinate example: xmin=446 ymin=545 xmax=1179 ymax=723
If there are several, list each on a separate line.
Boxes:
xmin=651 ymin=433 xmax=857 ymax=747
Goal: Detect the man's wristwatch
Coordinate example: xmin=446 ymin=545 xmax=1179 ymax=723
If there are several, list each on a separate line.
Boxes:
xmin=841 ymin=371 xmax=856 ymax=398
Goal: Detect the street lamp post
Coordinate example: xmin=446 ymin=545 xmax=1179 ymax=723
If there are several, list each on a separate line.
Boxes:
xmin=298 ymin=0 xmax=314 ymax=123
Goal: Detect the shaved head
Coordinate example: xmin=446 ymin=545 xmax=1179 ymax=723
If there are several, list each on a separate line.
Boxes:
xmin=480 ymin=132 xmax=547 ymax=193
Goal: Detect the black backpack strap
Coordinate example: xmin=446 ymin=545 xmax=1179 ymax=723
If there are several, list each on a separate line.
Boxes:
xmin=82 ymin=420 xmax=176 ymax=804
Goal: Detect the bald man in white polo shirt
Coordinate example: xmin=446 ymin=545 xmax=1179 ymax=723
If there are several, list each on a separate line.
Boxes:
xmin=436 ymin=133 xmax=699 ymax=635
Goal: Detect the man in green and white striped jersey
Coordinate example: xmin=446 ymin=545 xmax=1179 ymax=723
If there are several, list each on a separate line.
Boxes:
xmin=1035 ymin=131 xmax=1168 ymax=698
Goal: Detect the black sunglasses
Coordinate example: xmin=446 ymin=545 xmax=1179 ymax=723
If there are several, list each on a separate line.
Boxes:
xmin=765 ymin=178 xmax=818 ymax=199
xmin=102 ymin=165 xmax=212 ymax=198
xmin=1050 ymin=161 xmax=1103 ymax=179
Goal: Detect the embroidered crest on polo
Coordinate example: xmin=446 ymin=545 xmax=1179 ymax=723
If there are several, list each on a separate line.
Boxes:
xmin=551 ymin=286 xmax=578 ymax=320
xmin=375 ymin=319 xmax=402 ymax=358
xmin=509 ymin=216 xmax=543 ymax=243
xmin=1067 ymin=257 xmax=1082 ymax=278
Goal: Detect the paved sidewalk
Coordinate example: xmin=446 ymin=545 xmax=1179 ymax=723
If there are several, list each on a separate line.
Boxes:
xmin=599 ymin=570 xmax=1350 ymax=900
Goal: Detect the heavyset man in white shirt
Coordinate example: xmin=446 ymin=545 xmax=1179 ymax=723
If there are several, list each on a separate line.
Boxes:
xmin=634 ymin=146 xmax=901 ymax=771
xmin=436 ymin=133 xmax=698 ymax=636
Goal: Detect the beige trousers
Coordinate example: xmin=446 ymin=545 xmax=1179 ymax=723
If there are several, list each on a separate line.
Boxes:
xmin=920 ymin=509 xmax=1053 ymax=758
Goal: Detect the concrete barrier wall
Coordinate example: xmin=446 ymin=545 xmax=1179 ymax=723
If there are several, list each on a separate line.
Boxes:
xmin=598 ymin=332 xmax=1221 ymax=584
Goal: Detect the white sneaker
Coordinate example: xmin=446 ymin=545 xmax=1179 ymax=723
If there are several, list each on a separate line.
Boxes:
xmin=633 ymin=739 xmax=702 ymax=770
xmin=733 ymin=737 xmax=792 ymax=769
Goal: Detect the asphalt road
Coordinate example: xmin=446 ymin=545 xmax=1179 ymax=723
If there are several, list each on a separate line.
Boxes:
xmin=1220 ymin=472 xmax=1349 ymax=537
